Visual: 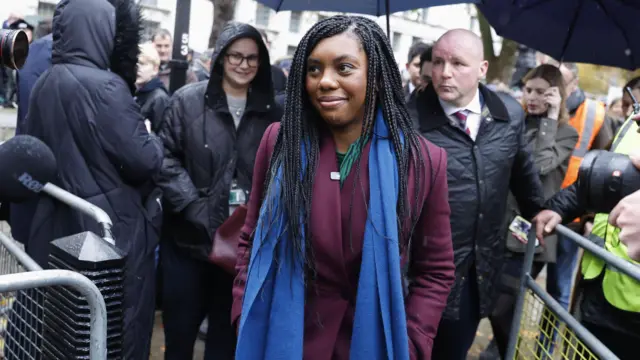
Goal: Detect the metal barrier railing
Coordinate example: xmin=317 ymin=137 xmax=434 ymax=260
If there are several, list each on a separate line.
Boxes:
xmin=0 ymin=229 xmax=108 ymax=359
xmin=506 ymin=224 xmax=640 ymax=360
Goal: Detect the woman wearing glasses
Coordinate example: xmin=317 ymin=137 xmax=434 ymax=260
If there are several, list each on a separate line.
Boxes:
xmin=155 ymin=22 xmax=282 ymax=360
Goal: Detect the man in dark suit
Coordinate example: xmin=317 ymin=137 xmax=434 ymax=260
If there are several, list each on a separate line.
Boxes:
xmin=407 ymin=29 xmax=545 ymax=360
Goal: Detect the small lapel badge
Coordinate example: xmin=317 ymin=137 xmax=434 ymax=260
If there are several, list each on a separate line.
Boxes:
xmin=330 ymin=172 xmax=341 ymax=181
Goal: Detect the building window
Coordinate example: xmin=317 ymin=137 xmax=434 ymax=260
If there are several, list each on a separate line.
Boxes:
xmin=287 ymin=45 xmax=297 ymax=56
xmin=412 ymin=36 xmax=423 ymax=45
xmin=141 ymin=20 xmax=160 ymax=42
xmin=37 ymin=2 xmax=57 ymax=19
xmin=392 ymin=32 xmax=401 ymax=52
xmin=255 ymin=3 xmax=272 ymax=27
xmin=289 ymin=11 xmax=302 ymax=33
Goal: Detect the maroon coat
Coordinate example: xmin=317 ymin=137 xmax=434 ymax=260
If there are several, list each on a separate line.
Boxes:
xmin=232 ymin=123 xmax=455 ymax=360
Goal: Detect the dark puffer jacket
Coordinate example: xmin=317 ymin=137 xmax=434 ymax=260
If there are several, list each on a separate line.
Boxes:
xmin=408 ymin=84 xmax=545 ymax=319
xmin=135 ymin=77 xmax=170 ymax=133
xmin=156 ymin=22 xmax=282 ymax=260
xmin=19 ymin=0 xmax=163 ymax=359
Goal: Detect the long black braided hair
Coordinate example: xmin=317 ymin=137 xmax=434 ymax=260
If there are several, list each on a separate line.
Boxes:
xmin=263 ymin=15 xmax=426 ymax=274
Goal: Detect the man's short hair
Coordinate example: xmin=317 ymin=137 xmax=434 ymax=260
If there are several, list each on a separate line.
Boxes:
xmin=419 ymin=46 xmax=433 ymax=70
xmin=561 ymin=62 xmax=579 ymax=79
xmin=407 ymin=41 xmax=430 ymax=63
xmin=151 ymin=28 xmax=172 ymax=42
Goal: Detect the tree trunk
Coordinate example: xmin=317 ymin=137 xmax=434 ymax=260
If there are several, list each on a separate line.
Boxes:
xmin=477 ymin=6 xmax=519 ymax=84
xmin=209 ymin=0 xmax=238 ymax=48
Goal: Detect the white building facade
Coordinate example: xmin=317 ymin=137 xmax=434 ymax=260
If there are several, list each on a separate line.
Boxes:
xmin=2 ymin=0 xmax=501 ymax=67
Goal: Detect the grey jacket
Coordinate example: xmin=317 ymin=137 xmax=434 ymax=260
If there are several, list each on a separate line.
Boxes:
xmin=505 ymin=115 xmax=579 ymax=262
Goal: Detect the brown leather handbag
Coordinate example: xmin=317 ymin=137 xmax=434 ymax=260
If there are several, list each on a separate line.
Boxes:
xmin=208 ymin=205 xmax=247 ymax=274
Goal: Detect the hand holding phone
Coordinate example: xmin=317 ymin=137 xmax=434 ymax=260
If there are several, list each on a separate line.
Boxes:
xmin=509 ymin=216 xmax=540 ymax=247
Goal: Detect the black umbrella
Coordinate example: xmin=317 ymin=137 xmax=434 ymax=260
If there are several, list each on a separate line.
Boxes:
xmin=478 ymin=0 xmax=640 ymax=69
xmin=255 ymin=0 xmax=480 ymax=37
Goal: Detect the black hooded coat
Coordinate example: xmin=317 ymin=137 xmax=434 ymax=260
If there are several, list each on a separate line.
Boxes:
xmin=16 ymin=0 xmax=163 ymax=359
xmin=156 ymin=22 xmax=282 ymax=260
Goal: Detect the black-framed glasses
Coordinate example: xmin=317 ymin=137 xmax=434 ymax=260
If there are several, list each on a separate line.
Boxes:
xmin=225 ymin=52 xmax=259 ymax=68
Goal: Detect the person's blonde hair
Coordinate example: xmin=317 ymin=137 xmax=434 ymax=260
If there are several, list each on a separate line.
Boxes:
xmin=522 ymin=64 xmax=570 ymax=124
xmin=138 ymin=42 xmax=161 ymax=68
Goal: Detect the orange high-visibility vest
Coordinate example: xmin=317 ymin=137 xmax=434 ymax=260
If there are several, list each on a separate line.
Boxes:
xmin=561 ymin=99 xmax=606 ymax=189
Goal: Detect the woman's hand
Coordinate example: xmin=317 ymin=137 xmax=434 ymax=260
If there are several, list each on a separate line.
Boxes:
xmin=544 ymin=86 xmax=562 ymax=120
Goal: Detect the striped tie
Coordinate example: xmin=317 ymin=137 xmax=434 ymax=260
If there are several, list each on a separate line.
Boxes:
xmin=454 ymin=110 xmax=471 ymax=135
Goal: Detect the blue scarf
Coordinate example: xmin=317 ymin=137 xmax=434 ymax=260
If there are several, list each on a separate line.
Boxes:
xmin=236 ymin=109 xmax=409 ymax=360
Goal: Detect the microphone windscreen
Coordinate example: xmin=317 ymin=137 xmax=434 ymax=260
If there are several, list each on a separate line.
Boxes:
xmin=0 ymin=135 xmax=57 ymax=202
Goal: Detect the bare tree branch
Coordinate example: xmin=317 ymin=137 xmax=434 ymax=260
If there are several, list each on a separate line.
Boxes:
xmin=209 ymin=0 xmax=238 ymax=48
xmin=477 ymin=5 xmax=519 ymax=84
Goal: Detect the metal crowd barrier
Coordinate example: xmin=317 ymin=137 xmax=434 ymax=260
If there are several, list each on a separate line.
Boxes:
xmin=0 ymin=230 xmax=108 ymax=359
xmin=506 ymin=224 xmax=640 ymax=360
xmin=0 ymin=182 xmax=118 ymax=360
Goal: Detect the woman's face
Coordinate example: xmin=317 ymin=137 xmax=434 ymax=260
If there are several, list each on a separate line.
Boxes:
xmin=305 ymin=33 xmax=368 ymax=130
xmin=523 ymin=77 xmax=551 ymax=115
xmin=223 ymin=38 xmax=260 ymax=88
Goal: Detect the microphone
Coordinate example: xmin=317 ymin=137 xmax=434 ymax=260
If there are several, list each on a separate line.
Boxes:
xmin=0 ymin=135 xmax=57 ymax=202
xmin=0 ymin=135 xmax=115 ymax=243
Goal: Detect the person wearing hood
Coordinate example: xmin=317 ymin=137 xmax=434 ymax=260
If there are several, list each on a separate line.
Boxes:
xmin=16 ymin=0 xmax=163 ymax=359
xmin=135 ymin=42 xmax=170 ymax=133
xmin=155 ymin=21 xmax=282 ymax=359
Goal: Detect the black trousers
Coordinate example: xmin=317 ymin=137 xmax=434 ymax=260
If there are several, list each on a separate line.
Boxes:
xmin=431 ymin=269 xmax=482 ymax=360
xmin=161 ymin=240 xmax=236 ymax=360
xmin=488 ymin=258 xmax=545 ymax=358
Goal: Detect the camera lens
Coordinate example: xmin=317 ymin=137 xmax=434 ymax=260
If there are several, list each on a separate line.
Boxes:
xmin=578 ymin=150 xmax=640 ymax=213
xmin=0 ymin=29 xmax=29 ymax=70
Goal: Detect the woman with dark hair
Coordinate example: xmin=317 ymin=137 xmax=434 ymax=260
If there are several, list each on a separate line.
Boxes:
xmin=232 ymin=15 xmax=455 ymax=360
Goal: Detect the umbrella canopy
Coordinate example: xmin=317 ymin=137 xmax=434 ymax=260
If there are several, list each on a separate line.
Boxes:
xmin=477 ymin=0 xmax=640 ymax=70
xmin=256 ymin=0 xmax=477 ymax=17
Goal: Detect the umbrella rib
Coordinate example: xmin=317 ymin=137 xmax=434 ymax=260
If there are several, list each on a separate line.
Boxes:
xmin=595 ymin=0 xmax=636 ymax=69
xmin=559 ymin=0 xmax=585 ymax=62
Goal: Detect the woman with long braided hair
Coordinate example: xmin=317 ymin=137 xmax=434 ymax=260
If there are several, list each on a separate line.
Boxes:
xmin=232 ymin=15 xmax=455 ymax=360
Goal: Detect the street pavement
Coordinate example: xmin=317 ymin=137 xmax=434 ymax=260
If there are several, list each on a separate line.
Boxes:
xmin=1 ymin=107 xmax=494 ymax=359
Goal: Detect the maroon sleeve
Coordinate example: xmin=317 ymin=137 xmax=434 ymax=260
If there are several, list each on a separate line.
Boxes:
xmin=231 ymin=122 xmax=280 ymax=326
xmin=406 ymin=146 xmax=455 ymax=360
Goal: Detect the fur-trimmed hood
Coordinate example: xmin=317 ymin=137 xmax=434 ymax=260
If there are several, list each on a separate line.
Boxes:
xmin=51 ymin=0 xmax=142 ymax=93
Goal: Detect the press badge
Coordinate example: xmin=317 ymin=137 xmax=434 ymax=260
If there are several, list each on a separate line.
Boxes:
xmin=229 ymin=180 xmax=247 ymax=206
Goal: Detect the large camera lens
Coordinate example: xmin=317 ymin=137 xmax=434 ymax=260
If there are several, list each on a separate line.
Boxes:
xmin=0 ymin=29 xmax=29 ymax=70
xmin=578 ymin=150 xmax=640 ymax=213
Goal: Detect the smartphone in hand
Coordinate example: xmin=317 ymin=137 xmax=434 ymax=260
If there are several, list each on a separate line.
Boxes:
xmin=509 ymin=215 xmax=540 ymax=246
